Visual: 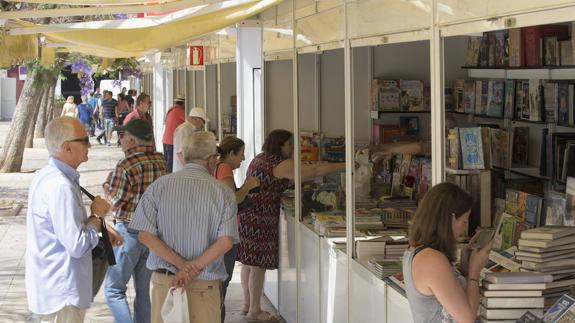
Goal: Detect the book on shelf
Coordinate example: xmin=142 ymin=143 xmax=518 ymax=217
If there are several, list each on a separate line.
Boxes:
xmin=464 ymin=80 xmax=476 ymax=114
xmin=453 ymin=79 xmax=465 ymax=113
xmin=520 ymin=227 xmax=575 ymax=240
xmin=476 ymin=80 xmax=489 ymax=116
xmin=447 ymin=128 xmax=462 ymax=169
xmin=543 ymin=36 xmax=560 ymax=66
xmin=466 ymin=36 xmax=482 ymax=67
xmin=516 ymin=311 xmax=544 ymax=323
xmin=560 ymin=40 xmax=574 ymax=66
xmin=400 ymin=80 xmax=424 ymax=111
xmin=518 ymin=242 xmax=575 ymax=254
xmin=370 ymin=79 xmax=380 ymax=112
xmin=478 ymin=33 xmax=490 ymax=67
xmin=542 ymin=294 xmax=575 ymax=323
xmin=490 ymin=128 xmax=508 ymax=169
xmin=504 ymin=80 xmax=515 ymax=119
xmin=556 ymin=83 xmax=573 ymax=126
xmin=560 ymin=146 xmax=575 ymax=182
xmin=508 ymin=28 xmax=523 ymax=67
xmin=544 ymin=83 xmax=559 ymax=124
xmin=523 ymin=24 xmax=569 ymax=67
xmin=481 ymin=297 xmax=544 ymax=309
xmin=515 ymin=249 xmax=575 ymax=261
xmin=482 ymin=281 xmax=546 ymax=291
xmin=518 ymin=235 xmax=575 ymax=249
xmin=516 ymin=80 xmax=530 ymax=121
xmin=379 ymin=79 xmax=401 ymax=111
xmin=459 ymin=127 xmax=486 ymax=170
xmin=544 ymin=191 xmax=568 ymax=226
xmin=482 ymin=290 xmax=544 ymax=298
xmin=528 ymin=79 xmax=544 ymax=122
xmin=511 ymin=127 xmax=530 ymax=168
xmin=486 ymin=81 xmax=505 ymax=117
xmin=300 ymin=131 xmax=321 ymax=161
xmin=482 ymin=247 xmax=521 ymax=275
xmin=524 ymin=194 xmax=544 ymax=228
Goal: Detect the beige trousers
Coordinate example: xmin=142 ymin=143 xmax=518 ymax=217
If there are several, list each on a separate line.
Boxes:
xmin=151 ymin=272 xmax=221 ymax=323
xmin=29 ymin=306 xmax=86 ymax=323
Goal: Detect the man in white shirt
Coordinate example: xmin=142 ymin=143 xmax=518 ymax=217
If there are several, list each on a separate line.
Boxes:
xmin=26 ymin=117 xmax=111 ymax=323
xmin=172 ymin=107 xmax=208 ymax=172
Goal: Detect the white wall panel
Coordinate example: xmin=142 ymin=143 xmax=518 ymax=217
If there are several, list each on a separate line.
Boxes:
xmin=265 ymin=60 xmax=294 ymax=134
xmin=298 ymin=54 xmax=318 ymax=132
xmin=205 ymin=65 xmax=218 ymax=133
xmin=348 ymin=0 xmax=431 ymax=39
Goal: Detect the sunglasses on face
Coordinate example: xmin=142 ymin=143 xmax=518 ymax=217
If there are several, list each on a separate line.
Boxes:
xmin=67 ymin=137 xmax=90 ymax=145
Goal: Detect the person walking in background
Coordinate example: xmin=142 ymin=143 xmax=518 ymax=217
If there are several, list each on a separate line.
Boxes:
xmin=99 ymin=91 xmax=118 ymax=146
xmin=161 ymin=95 xmax=186 ymax=173
xmin=103 ymin=119 xmax=166 ymax=323
xmin=214 ymin=136 xmax=260 ymax=322
xmin=26 ymin=117 xmax=111 ymax=323
xmin=123 ymin=93 xmax=153 ymax=128
xmin=172 ymin=107 xmax=208 ymax=172
xmin=131 ymin=131 xmax=238 ymax=323
xmin=88 ymin=92 xmax=101 ymax=135
xmin=116 ymin=94 xmax=131 ymax=126
xmin=125 ymin=90 xmax=135 ymax=110
xmin=77 ymin=96 xmax=94 ymax=137
xmin=61 ymin=96 xmax=78 ymax=118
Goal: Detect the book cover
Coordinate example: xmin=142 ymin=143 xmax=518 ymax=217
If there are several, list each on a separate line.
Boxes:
xmin=370 ymin=79 xmax=380 ymax=112
xmin=505 ymin=189 xmax=520 ymax=217
xmin=481 ymin=127 xmax=492 ymax=169
xmin=524 ymin=194 xmax=543 ymax=227
xmin=528 ymin=79 xmax=544 ymax=122
xmin=516 ymin=311 xmax=544 ymax=323
xmin=475 ymin=80 xmax=489 ymax=115
xmin=500 ymin=216 xmax=516 ymax=250
xmin=488 ymin=31 xmax=497 ymax=67
xmin=448 ymin=128 xmax=462 ymax=169
xmin=504 ymin=80 xmax=516 ymax=119
xmin=479 ymin=33 xmax=490 ymax=67
xmin=544 ymin=83 xmax=558 ymax=124
xmin=382 ymin=125 xmax=405 ymax=143
xmin=379 ymin=80 xmax=401 ymax=111
xmin=494 ymin=213 xmax=513 ymax=250
xmin=511 ymin=127 xmax=529 ymax=167
xmin=557 ymin=83 xmax=570 ymax=126
xmin=453 ymin=79 xmax=465 ymax=112
xmin=516 ymin=80 xmax=530 ymax=120
xmin=493 ymin=30 xmax=508 ymax=67
xmin=400 ymin=80 xmax=424 ymax=111
xmin=544 ymin=191 xmax=567 ymax=226
xmin=508 ymin=28 xmax=523 ymax=67
xmin=482 ymin=290 xmax=544 ymax=298
xmin=482 ymin=281 xmax=547 ymax=291
xmin=517 ymin=191 xmax=528 ymax=222
xmin=559 ymin=40 xmax=574 ymax=66
xmin=565 ymin=177 xmax=575 ymax=227
xmin=466 ymin=36 xmax=482 ymax=67
xmin=542 ymin=294 xmax=575 ymax=323
xmin=486 ymin=81 xmax=505 ymax=117
xmin=523 ymin=26 xmax=542 ymax=66
xmin=543 ymin=36 xmax=560 ymax=66
xmin=459 ymin=127 xmax=485 ymax=169
xmin=463 ymin=81 xmax=476 ymax=114
xmin=490 ymin=128 xmax=508 ymax=169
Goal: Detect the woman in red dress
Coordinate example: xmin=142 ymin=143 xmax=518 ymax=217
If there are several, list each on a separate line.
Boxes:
xmin=238 ymin=129 xmax=345 ymax=322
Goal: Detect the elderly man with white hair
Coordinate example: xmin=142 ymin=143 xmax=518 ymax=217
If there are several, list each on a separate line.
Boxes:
xmin=130 ymin=131 xmax=238 ymax=323
xmin=26 ymin=117 xmax=111 ymax=323
xmin=171 ymin=107 xmax=209 ymax=172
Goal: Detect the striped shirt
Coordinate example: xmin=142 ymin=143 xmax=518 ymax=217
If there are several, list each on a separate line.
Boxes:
xmin=107 ymin=145 xmax=166 ymax=222
xmin=130 ymin=163 xmax=238 ymax=281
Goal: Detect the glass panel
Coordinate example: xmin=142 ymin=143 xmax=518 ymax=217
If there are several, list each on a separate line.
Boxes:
xmin=218 ymin=35 xmax=236 ymax=60
xmin=348 ymin=0 xmax=431 ymax=39
xmin=296 ymin=6 xmax=344 ymax=48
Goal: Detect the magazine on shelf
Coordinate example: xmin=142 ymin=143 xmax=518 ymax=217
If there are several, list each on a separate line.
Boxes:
xmin=542 ymin=294 xmax=575 ymax=323
xmin=459 ymin=127 xmax=486 ymax=170
xmin=465 ymin=36 xmax=481 ymax=66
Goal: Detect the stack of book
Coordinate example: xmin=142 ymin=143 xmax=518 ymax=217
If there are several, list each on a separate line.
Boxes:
xmin=367 ymin=258 xmax=402 ymax=280
xmin=517 ymin=227 xmax=575 ymax=306
xmin=480 ymin=272 xmax=548 ymax=322
xmin=356 ymin=234 xmax=409 ymax=259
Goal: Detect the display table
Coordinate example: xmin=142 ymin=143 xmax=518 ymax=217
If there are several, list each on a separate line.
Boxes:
xmin=264 ymin=211 xmax=414 ymax=323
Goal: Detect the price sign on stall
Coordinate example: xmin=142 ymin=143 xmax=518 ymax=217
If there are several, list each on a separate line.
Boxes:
xmin=189 ymin=46 xmax=204 ymax=66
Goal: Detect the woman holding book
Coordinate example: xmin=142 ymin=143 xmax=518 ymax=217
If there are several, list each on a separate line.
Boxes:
xmin=404 ymin=182 xmax=492 ymax=323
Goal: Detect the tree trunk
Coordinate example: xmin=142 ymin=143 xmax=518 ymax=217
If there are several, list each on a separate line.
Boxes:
xmin=0 ymin=69 xmax=44 ymax=172
xmin=34 ymin=82 xmax=55 ymax=139
xmin=26 ymin=84 xmax=48 ymax=148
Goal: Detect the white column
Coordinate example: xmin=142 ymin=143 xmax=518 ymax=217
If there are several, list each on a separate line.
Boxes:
xmin=151 ymin=52 xmax=169 ymax=152
xmin=430 ymin=0 xmax=445 ymax=184
xmin=236 ymin=21 xmax=263 ymax=183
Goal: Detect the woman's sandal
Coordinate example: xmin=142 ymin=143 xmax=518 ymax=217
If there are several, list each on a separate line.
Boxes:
xmin=245 ymin=310 xmax=278 ymax=323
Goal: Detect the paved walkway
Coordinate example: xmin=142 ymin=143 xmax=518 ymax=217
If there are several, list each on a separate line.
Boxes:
xmin=0 ymin=121 xmax=279 ymax=322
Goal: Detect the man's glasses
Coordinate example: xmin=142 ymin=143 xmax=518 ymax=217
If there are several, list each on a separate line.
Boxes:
xmin=67 ymin=137 xmax=90 ymax=145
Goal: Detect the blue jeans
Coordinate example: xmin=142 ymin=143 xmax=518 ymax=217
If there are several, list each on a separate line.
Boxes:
xmin=163 ymin=144 xmax=174 ymax=173
xmin=104 ymin=223 xmax=151 ymax=323
xmin=221 ymin=243 xmax=239 ymax=323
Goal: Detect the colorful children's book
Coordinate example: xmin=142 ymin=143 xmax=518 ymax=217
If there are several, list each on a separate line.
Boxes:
xmin=448 ymin=128 xmax=462 ymax=169
xmin=504 ymin=80 xmax=516 ymax=119
xmin=400 ymin=80 xmax=424 ymax=111
xmin=528 ymin=79 xmax=544 ymax=122
xmin=465 ymin=36 xmax=482 ymax=67
xmin=490 ymin=128 xmax=508 ymax=169
xmin=486 ymin=80 xmax=505 ymax=117
xmin=379 ymin=80 xmax=401 ymax=111
xmin=459 ymin=127 xmax=485 ymax=169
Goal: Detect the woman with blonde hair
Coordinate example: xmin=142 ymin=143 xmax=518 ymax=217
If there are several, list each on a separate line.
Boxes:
xmin=61 ymin=96 xmax=78 ymax=118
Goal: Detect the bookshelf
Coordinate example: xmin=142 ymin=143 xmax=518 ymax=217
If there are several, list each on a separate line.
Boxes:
xmin=463 ymin=67 xmax=575 ymax=80
xmin=370 ymin=110 xmax=430 ymax=119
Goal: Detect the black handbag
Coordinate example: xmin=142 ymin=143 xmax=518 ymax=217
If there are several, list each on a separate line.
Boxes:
xmin=80 ymin=186 xmax=116 ymax=266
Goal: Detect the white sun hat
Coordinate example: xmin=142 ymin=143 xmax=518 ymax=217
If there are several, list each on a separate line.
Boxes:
xmin=188 ymin=107 xmax=209 ymax=122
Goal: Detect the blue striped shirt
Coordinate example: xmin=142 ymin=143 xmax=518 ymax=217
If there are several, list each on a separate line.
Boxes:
xmin=130 ymin=163 xmax=238 ymax=281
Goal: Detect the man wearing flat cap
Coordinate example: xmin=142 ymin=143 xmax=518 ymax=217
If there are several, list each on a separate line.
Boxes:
xmin=162 ymin=94 xmax=186 ymax=173
xmin=103 ymin=119 xmax=167 ymax=323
